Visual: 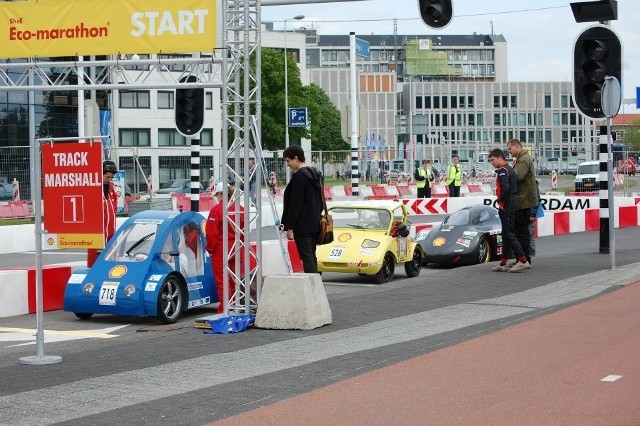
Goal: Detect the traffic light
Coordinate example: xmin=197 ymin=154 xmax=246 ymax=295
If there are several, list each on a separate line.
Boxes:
xmin=573 ymin=25 xmax=621 ymax=119
xmin=175 ymin=75 xmax=204 ymax=136
xmin=418 ymin=0 xmax=453 ymax=29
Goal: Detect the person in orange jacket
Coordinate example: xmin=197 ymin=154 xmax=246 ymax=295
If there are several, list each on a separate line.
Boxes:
xmin=205 ymin=182 xmax=245 ymax=314
xmin=87 ymin=160 xmax=118 ymax=267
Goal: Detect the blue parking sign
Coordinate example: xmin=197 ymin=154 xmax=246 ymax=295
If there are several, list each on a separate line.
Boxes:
xmin=288 ymin=107 xmax=307 ymax=128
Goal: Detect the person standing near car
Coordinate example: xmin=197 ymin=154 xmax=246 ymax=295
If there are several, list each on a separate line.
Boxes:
xmin=507 ymin=139 xmax=537 ymax=266
xmin=489 ymin=148 xmax=529 ymax=273
xmin=280 ymin=145 xmax=323 ymax=273
xmin=87 ymin=160 xmax=118 ymax=267
xmin=445 ymin=154 xmax=463 ymax=197
xmin=205 ymin=182 xmax=245 ymax=314
xmin=415 ymin=159 xmax=434 ymax=198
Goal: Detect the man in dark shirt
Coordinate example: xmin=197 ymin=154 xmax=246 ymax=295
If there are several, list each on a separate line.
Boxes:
xmin=489 ymin=148 xmax=529 ymax=273
xmin=280 ymin=145 xmax=323 ymax=273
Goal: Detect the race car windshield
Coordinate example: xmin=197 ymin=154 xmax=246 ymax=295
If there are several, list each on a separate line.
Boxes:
xmin=104 ymin=223 xmax=159 ymax=262
xmin=444 ymin=209 xmax=470 ymax=226
xmin=330 ymin=208 xmax=390 ymax=230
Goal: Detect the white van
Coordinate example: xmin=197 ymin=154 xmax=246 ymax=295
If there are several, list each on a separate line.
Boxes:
xmin=574 ymin=161 xmax=599 ymax=192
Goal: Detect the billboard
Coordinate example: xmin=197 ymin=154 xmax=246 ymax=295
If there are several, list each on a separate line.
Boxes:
xmin=0 ymin=0 xmax=217 ymax=58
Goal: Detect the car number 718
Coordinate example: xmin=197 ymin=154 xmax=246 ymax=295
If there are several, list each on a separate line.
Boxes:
xmin=328 ymin=247 xmax=344 ymax=259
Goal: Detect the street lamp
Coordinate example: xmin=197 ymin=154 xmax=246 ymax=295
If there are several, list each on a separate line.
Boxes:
xmin=284 ymin=14 xmax=304 ymax=182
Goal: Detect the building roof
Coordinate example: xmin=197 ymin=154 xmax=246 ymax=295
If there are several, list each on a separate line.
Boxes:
xmin=315 ymin=33 xmax=504 ymax=48
xmin=612 ymin=114 xmax=640 ymax=125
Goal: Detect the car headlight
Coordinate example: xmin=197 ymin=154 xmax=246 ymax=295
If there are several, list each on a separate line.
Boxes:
xmin=124 ymin=284 xmax=136 ymax=297
xmin=82 ymin=282 xmax=95 ymax=295
xmin=361 ymin=239 xmax=380 ymax=248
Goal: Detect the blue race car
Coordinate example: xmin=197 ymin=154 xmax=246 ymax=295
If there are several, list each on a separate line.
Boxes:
xmin=64 ymin=210 xmax=217 ymax=324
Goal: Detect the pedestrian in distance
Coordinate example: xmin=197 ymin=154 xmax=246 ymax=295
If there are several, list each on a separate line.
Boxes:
xmin=414 ymin=159 xmax=435 ymax=198
xmin=488 ymin=148 xmax=530 ymax=273
xmin=280 ymin=144 xmax=323 ymax=273
xmin=87 ymin=160 xmax=118 ymax=268
xmin=445 ymin=154 xmax=463 ymax=197
xmin=507 ymin=139 xmax=537 ymax=266
xmin=205 ymin=182 xmax=245 ymax=314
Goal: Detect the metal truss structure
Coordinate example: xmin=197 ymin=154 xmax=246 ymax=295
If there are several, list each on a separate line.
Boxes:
xmin=0 ymin=2 xmax=263 ymax=315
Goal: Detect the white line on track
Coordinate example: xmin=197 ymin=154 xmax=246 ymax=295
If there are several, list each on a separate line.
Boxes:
xmin=601 ymin=375 xmax=622 ymax=382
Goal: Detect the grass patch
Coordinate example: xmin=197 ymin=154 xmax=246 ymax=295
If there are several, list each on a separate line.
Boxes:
xmin=0 ymin=218 xmax=35 ymax=226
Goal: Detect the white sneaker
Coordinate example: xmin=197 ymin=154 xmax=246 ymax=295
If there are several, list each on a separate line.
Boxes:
xmin=491 ymin=264 xmax=510 ymax=272
xmin=509 ymin=261 xmax=530 ymax=273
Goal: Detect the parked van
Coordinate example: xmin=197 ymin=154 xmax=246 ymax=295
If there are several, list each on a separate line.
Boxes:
xmin=574 ymin=161 xmax=599 ymax=192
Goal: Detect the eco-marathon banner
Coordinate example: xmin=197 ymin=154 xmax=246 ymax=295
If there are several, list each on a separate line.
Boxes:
xmin=0 ymin=0 xmax=217 ymax=58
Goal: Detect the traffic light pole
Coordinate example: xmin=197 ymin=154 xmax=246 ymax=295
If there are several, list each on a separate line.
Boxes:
xmin=190 ymin=135 xmax=201 ymax=213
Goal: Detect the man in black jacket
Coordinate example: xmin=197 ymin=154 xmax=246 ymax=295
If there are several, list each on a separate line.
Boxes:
xmin=489 ymin=148 xmax=530 ymax=273
xmin=280 ymin=145 xmax=323 ymax=273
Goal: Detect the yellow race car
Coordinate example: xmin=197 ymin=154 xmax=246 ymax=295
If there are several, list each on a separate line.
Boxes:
xmin=317 ymin=200 xmax=423 ymax=283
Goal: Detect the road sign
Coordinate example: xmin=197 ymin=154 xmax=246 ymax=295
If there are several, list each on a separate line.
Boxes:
xmin=42 ymin=141 xmax=104 ymax=249
xmin=602 ymin=76 xmax=621 ymax=118
xmin=288 ymin=107 xmax=308 ymax=128
xmin=636 ymin=87 xmax=640 ymax=109
xmin=355 ymin=37 xmax=370 ymax=58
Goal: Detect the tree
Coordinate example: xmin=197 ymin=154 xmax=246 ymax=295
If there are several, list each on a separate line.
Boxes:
xmin=253 ymin=48 xmax=346 ymax=151
xmin=622 ymin=119 xmax=640 ymax=152
xmin=303 ymin=83 xmax=348 ymax=151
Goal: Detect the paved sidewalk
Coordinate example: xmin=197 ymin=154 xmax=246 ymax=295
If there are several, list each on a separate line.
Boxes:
xmin=212 ymin=281 xmax=640 ymax=425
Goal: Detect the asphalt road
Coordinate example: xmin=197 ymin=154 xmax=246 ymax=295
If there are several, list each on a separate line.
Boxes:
xmin=1 ymin=227 xmax=639 ymax=425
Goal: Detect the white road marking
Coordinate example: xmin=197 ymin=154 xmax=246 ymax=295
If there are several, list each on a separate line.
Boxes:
xmin=0 ymin=325 xmax=129 ymax=347
xmin=601 ymin=375 xmax=622 ymax=382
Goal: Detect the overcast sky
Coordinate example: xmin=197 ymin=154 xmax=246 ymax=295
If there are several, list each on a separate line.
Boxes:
xmin=262 ymin=0 xmax=640 ymax=114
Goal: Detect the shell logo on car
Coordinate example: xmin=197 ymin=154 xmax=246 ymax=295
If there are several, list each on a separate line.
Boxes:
xmin=108 ymin=265 xmax=128 ymax=279
xmin=432 ymin=237 xmax=446 ymax=247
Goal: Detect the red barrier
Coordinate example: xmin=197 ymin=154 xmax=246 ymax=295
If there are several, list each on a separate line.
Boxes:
xmin=396 ymin=185 xmax=412 ymax=197
xmin=200 ymin=193 xmax=215 ymax=212
xmin=8 ymin=201 xmax=29 ymax=218
xmin=0 ymin=204 xmax=12 ymax=218
xmin=343 ymin=185 xmax=353 ymax=196
xmin=323 ymin=186 xmax=333 ymax=201
xmin=370 ymin=185 xmax=395 ymax=200
xmin=19 ymin=265 xmax=72 ymax=313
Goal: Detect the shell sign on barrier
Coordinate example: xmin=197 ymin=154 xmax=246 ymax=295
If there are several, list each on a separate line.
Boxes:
xmin=0 ymin=0 xmax=217 ymax=58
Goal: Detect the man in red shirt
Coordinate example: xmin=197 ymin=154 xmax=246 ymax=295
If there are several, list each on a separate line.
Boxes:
xmin=205 ymin=182 xmax=245 ymax=314
xmin=87 ymin=160 xmax=118 ymax=267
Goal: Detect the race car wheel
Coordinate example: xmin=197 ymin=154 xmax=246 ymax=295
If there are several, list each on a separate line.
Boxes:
xmin=157 ymin=276 xmax=184 ymax=324
xmin=404 ymin=249 xmax=422 ymax=278
xmin=477 ymin=236 xmax=491 ymax=264
xmin=74 ymin=312 xmax=93 ymax=320
xmin=375 ymin=253 xmax=395 ymax=284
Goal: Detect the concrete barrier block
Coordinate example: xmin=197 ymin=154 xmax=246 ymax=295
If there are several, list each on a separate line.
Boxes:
xmin=0 ymin=270 xmax=29 ymax=318
xmin=255 ymin=273 xmax=332 ymax=330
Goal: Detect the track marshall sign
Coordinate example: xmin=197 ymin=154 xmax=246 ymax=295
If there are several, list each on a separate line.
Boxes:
xmin=42 ymin=142 xmax=104 ymax=249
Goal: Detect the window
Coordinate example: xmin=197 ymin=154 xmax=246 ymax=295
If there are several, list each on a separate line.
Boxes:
xmin=493 ymin=95 xmax=500 ymax=108
xmin=119 ymin=91 xmax=150 ymax=108
xmin=545 ymin=94 xmax=552 ymax=108
xmin=468 ymin=96 xmax=474 ymax=108
xmin=561 ymin=95 xmax=569 ymax=108
xmin=493 ymin=113 xmax=501 ymax=126
xmin=502 ymin=95 xmax=508 ymax=109
xmin=424 ymin=96 xmax=431 ymax=109
xmin=459 ymin=96 xmax=465 ymax=108
xmin=205 ymin=92 xmax=213 ymax=110
xmin=416 ymin=96 xmax=422 ymax=109
xmin=553 ymin=112 xmax=560 ymax=125
xmin=200 ymin=128 xmax=213 ymax=146
xmin=433 ymin=96 xmax=440 ymax=108
xmin=451 ymin=96 xmax=457 ymax=108
xmin=158 ymin=129 xmax=188 ymax=146
xmin=442 ymin=96 xmax=448 ymax=109
xmin=561 ymin=112 xmax=568 ymax=125
xmin=477 ymin=113 xmax=484 ymax=126
xmin=510 ymin=95 xmax=517 ymax=108
xmin=119 ymin=129 xmax=150 ymax=147
xmin=157 ymin=91 xmax=174 ymax=109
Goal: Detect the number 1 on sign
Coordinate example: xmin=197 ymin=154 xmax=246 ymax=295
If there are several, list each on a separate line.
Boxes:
xmin=62 ymin=195 xmax=85 ymax=223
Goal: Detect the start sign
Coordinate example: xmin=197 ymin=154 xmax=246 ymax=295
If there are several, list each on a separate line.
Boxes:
xmin=42 ymin=141 xmax=104 ymax=249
